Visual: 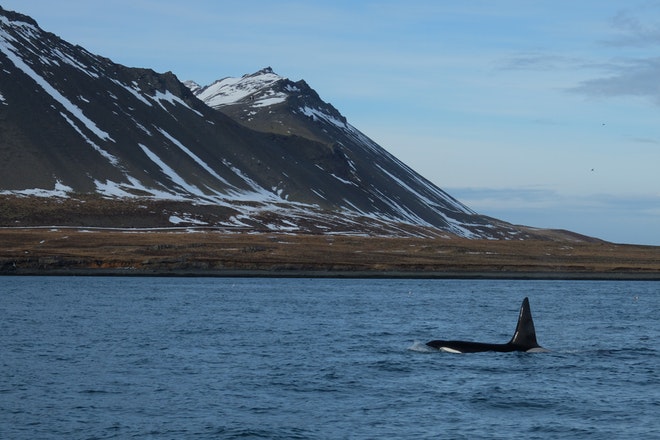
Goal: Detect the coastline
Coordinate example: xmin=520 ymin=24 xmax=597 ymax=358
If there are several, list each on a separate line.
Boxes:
xmin=4 ymin=267 xmax=660 ymax=280
xmin=2 ymin=228 xmax=660 ymax=280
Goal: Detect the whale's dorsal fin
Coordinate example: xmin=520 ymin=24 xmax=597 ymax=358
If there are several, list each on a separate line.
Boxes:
xmin=508 ymin=297 xmax=540 ymax=349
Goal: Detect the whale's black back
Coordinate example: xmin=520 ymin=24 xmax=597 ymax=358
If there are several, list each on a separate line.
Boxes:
xmin=426 ymin=297 xmax=544 ymax=353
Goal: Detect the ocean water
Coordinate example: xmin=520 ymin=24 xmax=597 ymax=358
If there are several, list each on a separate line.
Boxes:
xmin=1 ymin=277 xmax=659 ymax=439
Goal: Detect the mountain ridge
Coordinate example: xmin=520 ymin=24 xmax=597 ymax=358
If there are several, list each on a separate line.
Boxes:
xmin=0 ymin=7 xmax=590 ymax=241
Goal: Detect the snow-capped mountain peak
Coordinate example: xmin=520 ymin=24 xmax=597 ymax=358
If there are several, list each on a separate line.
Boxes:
xmin=192 ymin=67 xmax=289 ymax=109
xmin=188 ymin=68 xmax=348 ymax=138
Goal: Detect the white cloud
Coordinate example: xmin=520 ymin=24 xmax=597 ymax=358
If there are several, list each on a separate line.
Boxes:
xmin=570 ymin=57 xmax=660 ymax=105
xmin=607 ymin=8 xmax=660 ymax=46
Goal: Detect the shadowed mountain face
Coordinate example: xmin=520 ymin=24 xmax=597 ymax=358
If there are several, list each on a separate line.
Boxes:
xmin=0 ymin=7 xmax=581 ymax=239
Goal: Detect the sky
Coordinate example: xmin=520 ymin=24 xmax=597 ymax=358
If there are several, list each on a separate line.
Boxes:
xmin=3 ymin=0 xmax=660 ymax=245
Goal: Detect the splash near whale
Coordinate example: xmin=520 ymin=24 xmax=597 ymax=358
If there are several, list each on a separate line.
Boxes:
xmin=426 ymin=297 xmax=548 ymax=353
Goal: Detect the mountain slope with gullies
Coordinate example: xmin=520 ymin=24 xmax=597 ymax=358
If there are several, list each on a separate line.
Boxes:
xmin=0 ymin=6 xmax=590 ymax=240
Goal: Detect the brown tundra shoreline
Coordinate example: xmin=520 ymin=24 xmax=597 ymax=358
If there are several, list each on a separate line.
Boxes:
xmin=2 ymin=228 xmax=660 ymax=280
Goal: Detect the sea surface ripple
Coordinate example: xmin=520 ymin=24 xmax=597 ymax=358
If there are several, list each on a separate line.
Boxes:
xmin=1 ymin=277 xmax=659 ymax=439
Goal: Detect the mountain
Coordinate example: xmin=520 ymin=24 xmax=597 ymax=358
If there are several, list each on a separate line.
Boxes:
xmin=0 ymin=7 xmax=581 ymax=240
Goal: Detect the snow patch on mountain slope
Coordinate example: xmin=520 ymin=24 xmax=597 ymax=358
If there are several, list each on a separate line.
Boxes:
xmin=331 ymin=174 xmax=357 ymax=186
xmin=193 ymin=68 xmax=285 ymax=108
xmin=59 ymin=112 xmax=119 ymax=166
xmin=169 ymin=214 xmax=208 ymax=225
xmin=219 ymin=159 xmax=284 ymax=202
xmin=152 ymin=90 xmax=203 ymax=117
xmin=138 ymin=143 xmax=210 ymax=199
xmin=375 ymin=164 xmax=465 ymax=215
xmin=111 ymin=79 xmax=153 ymax=107
xmin=156 ymin=128 xmax=233 ymax=187
xmin=252 ymin=91 xmax=287 ymax=108
xmin=94 ymin=177 xmax=178 ymax=200
xmin=51 ymin=47 xmax=99 ymax=78
xmin=299 ymin=106 xmax=346 ymax=129
xmin=0 ymin=180 xmax=73 ymax=198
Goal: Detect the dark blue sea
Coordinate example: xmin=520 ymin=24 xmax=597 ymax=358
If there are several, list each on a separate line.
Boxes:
xmin=1 ymin=277 xmax=659 ymax=439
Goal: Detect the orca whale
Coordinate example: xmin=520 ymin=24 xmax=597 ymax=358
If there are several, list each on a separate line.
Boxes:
xmin=426 ymin=297 xmax=547 ymax=353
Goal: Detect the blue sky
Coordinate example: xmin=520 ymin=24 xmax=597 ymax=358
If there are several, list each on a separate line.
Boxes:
xmin=4 ymin=1 xmax=660 ymax=245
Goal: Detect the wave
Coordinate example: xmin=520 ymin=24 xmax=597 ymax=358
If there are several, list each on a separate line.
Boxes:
xmin=407 ymin=340 xmax=436 ymax=353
